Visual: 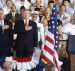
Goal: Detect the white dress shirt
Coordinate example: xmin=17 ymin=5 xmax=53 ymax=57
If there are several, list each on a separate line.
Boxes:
xmin=66 ymin=6 xmax=74 ymax=18
xmin=3 ymin=6 xmax=10 ymax=15
xmin=24 ymin=19 xmax=30 ymax=25
xmin=60 ymin=12 xmax=70 ymax=25
xmin=0 ymin=1 xmax=3 ymax=8
xmin=70 ymin=0 xmax=75 ymax=3
xmin=0 ymin=20 xmax=4 ymax=26
xmin=62 ymin=23 xmax=75 ymax=35
xmin=41 ymin=0 xmax=48 ymax=8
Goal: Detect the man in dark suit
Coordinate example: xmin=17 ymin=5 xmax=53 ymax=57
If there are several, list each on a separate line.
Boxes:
xmin=14 ymin=9 xmax=38 ymax=58
xmin=0 ymin=8 xmax=12 ymax=56
xmin=12 ymin=9 xmax=45 ymax=71
xmin=12 ymin=10 xmax=38 ymax=71
xmin=6 ymin=4 xmax=22 ymax=21
xmin=6 ymin=4 xmax=22 ymax=30
xmin=0 ymin=8 xmax=13 ymax=70
xmin=5 ymin=5 xmax=22 ymax=55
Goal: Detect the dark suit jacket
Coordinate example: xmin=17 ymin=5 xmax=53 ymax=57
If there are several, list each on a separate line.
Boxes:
xmin=6 ymin=12 xmax=22 ymax=21
xmin=5 ymin=12 xmax=22 ymax=38
xmin=14 ymin=20 xmax=38 ymax=57
xmin=0 ymin=20 xmax=13 ymax=56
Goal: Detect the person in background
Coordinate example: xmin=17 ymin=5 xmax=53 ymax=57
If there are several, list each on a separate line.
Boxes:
xmin=19 ymin=6 xmax=26 ymax=14
xmin=6 ymin=4 xmax=22 ymax=25
xmin=48 ymin=0 xmax=55 ymax=11
xmin=42 ymin=18 xmax=48 ymax=38
xmin=3 ymin=0 xmax=13 ymax=15
xmin=15 ymin=0 xmax=31 ymax=13
xmin=41 ymin=7 xmax=51 ymax=24
xmin=62 ymin=13 xmax=75 ymax=35
xmin=59 ymin=4 xmax=70 ymax=25
xmin=41 ymin=0 xmax=49 ymax=8
xmin=58 ymin=20 xmax=73 ymax=71
xmin=35 ymin=0 xmax=41 ymax=8
xmin=0 ymin=0 xmax=6 ymax=8
xmin=0 ymin=8 xmax=12 ymax=70
xmin=63 ymin=0 xmax=74 ymax=19
xmin=58 ymin=19 xmax=69 ymax=71
xmin=31 ymin=0 xmax=36 ymax=5
xmin=34 ymin=8 xmax=40 ymax=23
xmin=5 ymin=4 xmax=22 ymax=56
xmin=31 ymin=11 xmax=44 ymax=49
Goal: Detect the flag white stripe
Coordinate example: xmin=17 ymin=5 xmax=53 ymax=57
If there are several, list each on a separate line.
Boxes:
xmin=43 ymin=49 xmax=54 ymax=64
xmin=47 ymin=31 xmax=54 ymax=40
xmin=45 ymin=40 xmax=55 ymax=51
xmin=55 ymin=67 xmax=58 ymax=71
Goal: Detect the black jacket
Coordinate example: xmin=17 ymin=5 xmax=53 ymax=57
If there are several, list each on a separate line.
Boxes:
xmin=6 ymin=12 xmax=22 ymax=21
xmin=14 ymin=20 xmax=38 ymax=57
xmin=0 ymin=19 xmax=13 ymax=56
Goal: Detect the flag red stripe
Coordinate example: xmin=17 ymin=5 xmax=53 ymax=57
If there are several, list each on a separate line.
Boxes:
xmin=44 ymin=45 xmax=54 ymax=55
xmin=46 ymin=35 xmax=54 ymax=45
xmin=55 ymin=59 xmax=58 ymax=69
xmin=54 ymin=55 xmax=59 ymax=70
xmin=42 ymin=55 xmax=51 ymax=63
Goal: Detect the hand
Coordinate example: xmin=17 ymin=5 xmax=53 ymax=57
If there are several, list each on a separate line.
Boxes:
xmin=25 ymin=25 xmax=32 ymax=31
xmin=2 ymin=25 xmax=9 ymax=30
xmin=62 ymin=16 xmax=67 ymax=20
xmin=4 ymin=61 xmax=12 ymax=70
xmin=33 ymin=47 xmax=38 ymax=52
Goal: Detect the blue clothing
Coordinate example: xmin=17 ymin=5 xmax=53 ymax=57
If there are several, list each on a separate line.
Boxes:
xmin=28 ymin=59 xmax=45 ymax=71
xmin=0 ymin=57 xmax=6 ymax=68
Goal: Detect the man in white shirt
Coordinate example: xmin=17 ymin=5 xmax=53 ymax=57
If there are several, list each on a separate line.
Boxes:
xmin=63 ymin=0 xmax=74 ymax=18
xmin=62 ymin=20 xmax=75 ymax=35
xmin=62 ymin=13 xmax=75 ymax=37
xmin=41 ymin=0 xmax=49 ymax=8
xmin=60 ymin=4 xmax=70 ymax=25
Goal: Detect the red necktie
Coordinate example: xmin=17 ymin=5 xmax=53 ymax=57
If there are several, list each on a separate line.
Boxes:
xmin=25 ymin=20 xmax=27 ymax=26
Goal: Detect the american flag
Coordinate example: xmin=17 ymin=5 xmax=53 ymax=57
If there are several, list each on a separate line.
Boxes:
xmin=42 ymin=5 xmax=59 ymax=71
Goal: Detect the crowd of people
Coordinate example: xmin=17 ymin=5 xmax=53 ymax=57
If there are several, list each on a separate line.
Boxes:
xmin=0 ymin=0 xmax=75 ymax=71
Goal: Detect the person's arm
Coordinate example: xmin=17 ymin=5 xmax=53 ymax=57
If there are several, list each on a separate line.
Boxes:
xmin=61 ymin=13 xmax=70 ymax=24
xmin=1 ymin=25 xmax=9 ymax=30
xmin=0 ymin=25 xmax=9 ymax=34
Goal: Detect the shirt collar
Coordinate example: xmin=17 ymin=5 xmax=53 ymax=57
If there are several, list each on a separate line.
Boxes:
xmin=0 ymin=20 xmax=4 ymax=26
xmin=24 ymin=19 xmax=29 ymax=25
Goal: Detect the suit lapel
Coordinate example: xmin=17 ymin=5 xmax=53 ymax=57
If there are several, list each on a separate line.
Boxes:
xmin=4 ymin=19 xmax=6 ymax=25
xmin=29 ymin=20 xmax=31 ymax=26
